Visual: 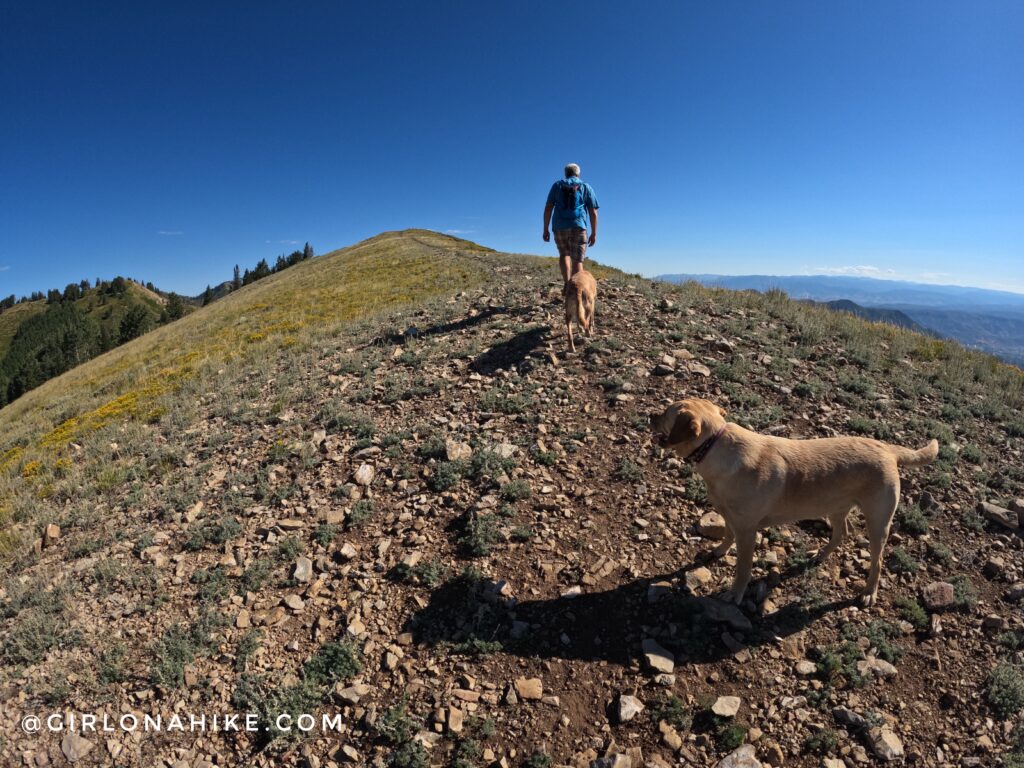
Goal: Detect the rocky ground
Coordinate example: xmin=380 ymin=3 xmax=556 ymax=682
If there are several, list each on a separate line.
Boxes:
xmin=2 ymin=241 xmax=1023 ymax=768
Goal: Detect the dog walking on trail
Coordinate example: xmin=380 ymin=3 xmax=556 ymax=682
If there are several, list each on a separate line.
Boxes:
xmin=564 ymin=269 xmax=597 ymax=353
xmin=650 ymin=397 xmax=939 ymax=608
xmin=542 ymin=163 xmax=600 ymax=287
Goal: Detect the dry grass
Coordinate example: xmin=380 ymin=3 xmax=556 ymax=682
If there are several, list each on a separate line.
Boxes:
xmin=0 ymin=230 xmax=498 ymax=560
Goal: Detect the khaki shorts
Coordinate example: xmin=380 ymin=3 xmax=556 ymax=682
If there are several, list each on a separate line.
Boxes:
xmin=554 ymin=227 xmax=587 ymax=264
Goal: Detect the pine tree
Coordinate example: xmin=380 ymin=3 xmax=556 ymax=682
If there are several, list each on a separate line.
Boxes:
xmin=165 ymin=293 xmax=185 ymax=321
xmin=202 ymin=285 xmax=214 ymax=306
xmin=233 ymin=265 xmax=242 ymax=290
xmin=303 ymin=242 xmax=314 ymax=260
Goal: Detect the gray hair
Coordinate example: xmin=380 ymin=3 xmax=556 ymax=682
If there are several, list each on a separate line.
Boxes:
xmin=564 ymin=163 xmax=580 ymax=178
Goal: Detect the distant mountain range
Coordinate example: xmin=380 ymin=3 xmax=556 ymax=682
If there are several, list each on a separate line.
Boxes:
xmin=655 ymin=273 xmax=1024 ymax=366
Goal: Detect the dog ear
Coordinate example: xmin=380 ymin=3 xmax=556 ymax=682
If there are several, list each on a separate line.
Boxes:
xmin=668 ymin=410 xmax=701 ymax=445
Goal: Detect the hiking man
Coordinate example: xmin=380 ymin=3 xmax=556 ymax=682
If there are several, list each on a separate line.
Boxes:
xmin=543 ymin=163 xmax=599 ymax=286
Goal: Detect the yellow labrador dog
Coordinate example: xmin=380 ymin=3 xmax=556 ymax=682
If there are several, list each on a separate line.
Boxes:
xmin=650 ymin=397 xmax=938 ymax=607
xmin=564 ymin=270 xmax=597 ymax=353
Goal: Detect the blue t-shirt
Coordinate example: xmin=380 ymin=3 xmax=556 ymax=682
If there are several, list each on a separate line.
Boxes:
xmin=546 ymin=178 xmax=599 ymax=231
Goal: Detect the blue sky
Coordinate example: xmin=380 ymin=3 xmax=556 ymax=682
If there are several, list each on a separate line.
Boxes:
xmin=1 ymin=1 xmax=1022 ymax=297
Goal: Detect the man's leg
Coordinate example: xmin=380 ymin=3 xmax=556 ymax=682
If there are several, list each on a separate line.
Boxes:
xmin=572 ymin=228 xmax=588 ymax=276
xmin=560 ymin=253 xmax=571 ymax=285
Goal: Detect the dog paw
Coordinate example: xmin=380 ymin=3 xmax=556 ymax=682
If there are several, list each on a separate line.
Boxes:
xmin=859 ymin=591 xmax=877 ymax=608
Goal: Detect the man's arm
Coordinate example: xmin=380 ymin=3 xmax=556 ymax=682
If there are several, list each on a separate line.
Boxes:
xmin=588 ymin=208 xmax=598 ymax=247
xmin=542 ymin=202 xmax=554 ymax=242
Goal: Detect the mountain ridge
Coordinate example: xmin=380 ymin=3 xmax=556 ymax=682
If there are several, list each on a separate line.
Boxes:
xmin=657 ymin=273 xmax=1024 ymax=366
xmin=1 ymin=231 xmax=1023 ymax=767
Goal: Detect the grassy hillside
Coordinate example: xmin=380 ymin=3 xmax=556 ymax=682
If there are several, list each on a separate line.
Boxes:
xmin=1 ymin=231 xmax=1023 ymax=768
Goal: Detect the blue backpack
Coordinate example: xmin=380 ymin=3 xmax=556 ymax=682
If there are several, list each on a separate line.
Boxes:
xmin=559 ymin=179 xmax=585 ymax=217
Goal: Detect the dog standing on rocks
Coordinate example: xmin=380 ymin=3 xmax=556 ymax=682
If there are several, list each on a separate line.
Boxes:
xmin=650 ymin=397 xmax=939 ymax=607
xmin=564 ymin=270 xmax=597 ymax=353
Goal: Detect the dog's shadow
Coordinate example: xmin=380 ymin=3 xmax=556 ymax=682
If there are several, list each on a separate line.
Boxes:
xmin=404 ymin=562 xmax=853 ymax=669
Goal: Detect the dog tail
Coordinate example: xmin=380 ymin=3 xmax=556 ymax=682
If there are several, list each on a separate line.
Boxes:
xmin=890 ymin=439 xmax=939 ymax=467
xmin=575 ymin=289 xmax=585 ymax=328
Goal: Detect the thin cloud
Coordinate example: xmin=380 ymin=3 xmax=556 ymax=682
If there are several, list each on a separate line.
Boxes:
xmin=445 ymin=228 xmax=476 ymax=235
xmin=279 ymin=239 xmax=300 ymax=245
xmin=157 ymin=230 xmax=184 ymax=236
xmin=809 ymin=265 xmax=897 ymax=277
xmin=0 ymin=265 xmax=10 ymax=272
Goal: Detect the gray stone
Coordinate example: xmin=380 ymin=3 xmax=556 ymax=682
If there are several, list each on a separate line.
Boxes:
xmin=617 ymin=694 xmax=645 ymax=723
xmin=921 ymin=581 xmax=955 ymax=611
xmin=857 ymin=656 xmax=898 ymax=679
xmin=711 ymin=695 xmax=741 ymax=717
xmin=832 ymin=705 xmax=867 ymax=730
xmin=715 ymin=744 xmax=758 ymax=768
xmin=293 ymin=556 xmax=314 ymax=583
xmin=445 ymin=439 xmax=472 ymax=461
xmin=514 ymin=677 xmax=543 ymax=700
xmin=698 ymin=512 xmax=728 ymax=539
xmin=795 ymin=660 xmax=817 ymax=676
xmin=979 ymin=502 xmax=1018 ymax=532
xmin=642 ymin=638 xmax=675 ymax=674
xmin=61 ymin=734 xmax=94 ymax=763
xmin=867 ymin=727 xmax=904 ymax=761
xmin=353 ymin=463 xmax=375 ymax=486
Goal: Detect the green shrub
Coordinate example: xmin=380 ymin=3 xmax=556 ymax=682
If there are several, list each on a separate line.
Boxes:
xmin=960 ymin=509 xmax=986 ymax=532
xmin=987 ymin=661 xmax=1024 ymax=719
xmin=5 ymin=608 xmax=74 ymax=665
xmin=460 ymin=513 xmax=501 ymax=558
xmin=314 ymin=522 xmax=338 ymax=547
xmin=150 ymin=610 xmax=225 ymax=688
xmin=888 ymin=547 xmax=919 ymax=574
xmin=98 ymin=642 xmax=127 ymax=684
xmin=649 ymin=695 xmax=692 ymax=731
xmin=499 ymin=479 xmax=531 ymax=502
xmin=190 ymin=567 xmax=230 ymax=602
xmin=843 ymin=621 xmax=904 ymax=663
xmin=927 ymin=542 xmax=953 ymax=566
xmin=894 ymin=596 xmax=929 ymax=631
xmin=467 ymin=450 xmax=516 ymax=484
xmin=716 ymin=722 xmax=747 ymax=751
xmin=348 ymin=499 xmax=375 ymax=527
xmin=416 ymin=435 xmax=448 ymax=462
xmin=951 ymin=574 xmax=978 ymax=611
xmin=429 ymin=460 xmax=465 ymax=491
xmin=815 ymin=641 xmax=866 ymax=688
xmin=185 ymin=515 xmax=242 ymax=551
xmin=303 ymin=640 xmax=362 ymax=685
xmin=235 ymin=629 xmax=262 ymax=671
xmin=480 ymin=387 xmax=531 ymax=414
xmin=998 ymin=630 xmax=1024 ymax=652
xmin=897 ymin=505 xmax=929 ymax=536
xmin=240 ymin=558 xmax=272 ymax=593
xmin=615 ymin=458 xmax=643 ymax=483
xmin=960 ymin=444 xmax=984 ymax=464
xmin=803 ymin=727 xmax=839 ymax=755
xmin=511 ymin=526 xmax=534 ymax=542
xmin=276 ymin=536 xmax=303 ymax=561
